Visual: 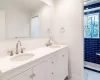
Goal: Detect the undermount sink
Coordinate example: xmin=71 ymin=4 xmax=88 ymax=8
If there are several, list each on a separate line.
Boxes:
xmin=10 ymin=53 xmax=34 ymax=61
xmin=49 ymin=45 xmax=61 ymax=48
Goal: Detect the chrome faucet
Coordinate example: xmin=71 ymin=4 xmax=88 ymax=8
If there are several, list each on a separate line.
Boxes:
xmin=46 ymin=37 xmax=53 ymax=47
xmin=16 ymin=40 xmax=24 ymax=54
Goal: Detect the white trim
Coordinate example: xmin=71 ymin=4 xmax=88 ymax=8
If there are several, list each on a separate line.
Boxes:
xmin=84 ymin=7 xmax=100 ymax=13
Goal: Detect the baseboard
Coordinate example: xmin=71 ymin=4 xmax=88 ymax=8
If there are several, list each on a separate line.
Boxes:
xmin=84 ymin=61 xmax=100 ymax=73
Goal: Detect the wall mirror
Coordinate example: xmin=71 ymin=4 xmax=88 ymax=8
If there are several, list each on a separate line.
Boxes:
xmin=0 ymin=0 xmax=53 ymax=40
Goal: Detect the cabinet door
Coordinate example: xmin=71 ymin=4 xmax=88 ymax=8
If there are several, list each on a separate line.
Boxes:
xmin=32 ymin=61 xmax=47 ymax=80
xmin=57 ymin=49 xmax=68 ymax=80
xmin=9 ymin=69 xmax=33 ymax=80
xmin=47 ymin=55 xmax=57 ymax=80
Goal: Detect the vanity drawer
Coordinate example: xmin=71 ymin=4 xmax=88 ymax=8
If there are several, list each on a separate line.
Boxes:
xmin=49 ymin=55 xmax=57 ymax=66
xmin=47 ymin=55 xmax=58 ymax=80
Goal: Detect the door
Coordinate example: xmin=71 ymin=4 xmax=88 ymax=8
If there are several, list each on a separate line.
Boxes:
xmin=31 ymin=16 xmax=39 ymax=38
xmin=9 ymin=68 xmax=33 ymax=80
xmin=32 ymin=61 xmax=47 ymax=80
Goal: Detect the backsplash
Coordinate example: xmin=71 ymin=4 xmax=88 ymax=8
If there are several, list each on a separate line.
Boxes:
xmin=0 ymin=38 xmax=48 ymax=57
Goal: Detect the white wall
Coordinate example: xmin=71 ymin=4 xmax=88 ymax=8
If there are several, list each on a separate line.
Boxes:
xmin=0 ymin=0 xmax=30 ymax=39
xmin=53 ymin=0 xmax=83 ymax=80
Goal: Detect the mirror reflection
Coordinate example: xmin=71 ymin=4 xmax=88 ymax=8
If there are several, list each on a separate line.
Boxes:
xmin=0 ymin=0 xmax=53 ymax=40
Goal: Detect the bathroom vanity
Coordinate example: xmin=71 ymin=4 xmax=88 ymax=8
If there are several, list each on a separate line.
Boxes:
xmin=0 ymin=45 xmax=68 ymax=80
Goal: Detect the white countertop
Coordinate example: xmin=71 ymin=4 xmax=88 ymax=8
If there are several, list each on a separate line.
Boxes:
xmin=0 ymin=45 xmax=67 ymax=74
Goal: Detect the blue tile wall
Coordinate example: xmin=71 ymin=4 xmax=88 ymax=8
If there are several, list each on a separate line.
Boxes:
xmin=84 ymin=38 xmax=100 ymax=64
xmin=84 ymin=3 xmax=100 ymax=10
xmin=84 ymin=2 xmax=100 ymax=64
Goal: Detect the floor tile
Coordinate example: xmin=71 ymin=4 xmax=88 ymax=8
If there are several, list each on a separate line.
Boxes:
xmin=84 ymin=69 xmax=100 ymax=80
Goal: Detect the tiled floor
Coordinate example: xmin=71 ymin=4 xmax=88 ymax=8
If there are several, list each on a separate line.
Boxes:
xmin=84 ymin=69 xmax=100 ymax=80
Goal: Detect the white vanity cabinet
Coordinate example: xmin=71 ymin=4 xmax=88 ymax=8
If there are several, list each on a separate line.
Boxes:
xmin=9 ymin=61 xmax=47 ymax=80
xmin=47 ymin=48 xmax=68 ymax=80
xmin=2 ymin=46 xmax=68 ymax=80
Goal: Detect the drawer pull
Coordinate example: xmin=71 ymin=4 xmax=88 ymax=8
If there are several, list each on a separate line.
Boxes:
xmin=30 ymin=74 xmax=36 ymax=78
xmin=52 ymin=72 xmax=54 ymax=75
xmin=52 ymin=62 xmax=54 ymax=64
xmin=62 ymin=55 xmax=65 ymax=57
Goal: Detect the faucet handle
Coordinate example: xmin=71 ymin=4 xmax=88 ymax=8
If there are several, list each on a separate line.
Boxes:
xmin=21 ymin=48 xmax=25 ymax=53
xmin=7 ymin=50 xmax=14 ymax=56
